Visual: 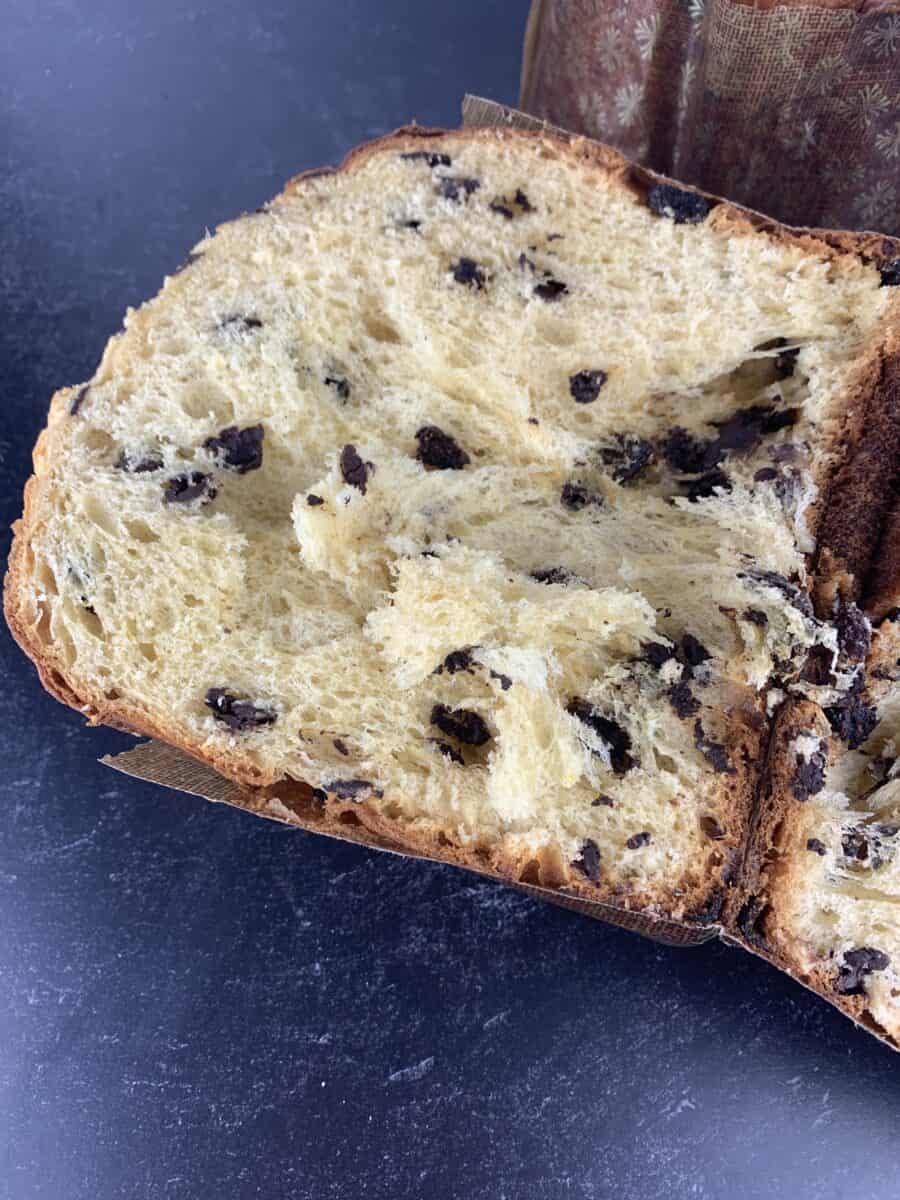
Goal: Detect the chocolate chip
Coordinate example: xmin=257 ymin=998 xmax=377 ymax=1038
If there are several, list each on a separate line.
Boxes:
xmin=400 ymin=150 xmax=451 ymax=168
xmin=514 ymin=188 xmax=535 ymax=213
xmin=754 ymin=467 xmax=779 ymax=482
xmin=701 ymin=816 xmax=726 ymax=840
xmin=438 ymin=176 xmax=480 ymax=203
xmin=435 ymin=647 xmax=475 ymax=675
xmin=518 ymin=253 xmax=536 ymax=273
xmin=163 ymin=472 xmax=217 ymax=506
xmin=681 ymin=634 xmax=711 ymax=668
xmin=323 ymin=778 xmax=383 ymax=800
xmin=333 ymin=738 xmax=349 ymax=756
xmin=561 ymin=481 xmax=601 ymax=511
xmin=451 ymin=257 xmax=486 ymax=289
xmin=879 ymin=258 xmax=900 ymax=287
xmin=430 ymin=704 xmax=491 ymax=746
xmin=775 ymin=346 xmax=800 ymax=378
xmin=592 ymin=794 xmax=615 ymax=807
xmin=397 ymin=218 xmax=422 ymax=231
xmin=205 ymin=687 xmax=276 ymax=731
xmin=489 ymin=202 xmax=514 ymax=219
xmin=567 ymin=699 xmax=635 ymax=773
xmin=533 ymin=277 xmax=568 ymax=302
xmin=685 ymin=469 xmax=732 ymax=502
xmin=220 ymin=314 xmax=263 ymax=332
xmin=743 ymin=609 xmax=768 ymax=626
xmin=116 ymin=450 xmax=164 ymax=474
xmin=575 ymin=839 xmax=602 ymax=882
xmin=69 ymin=386 xmax=90 ymax=416
xmin=204 ymin=424 xmax=264 ymax=474
xmin=824 ymin=689 xmax=878 ymax=750
xmin=490 ymin=670 xmax=513 ymax=691
xmin=430 ymin=738 xmax=464 ymax=765
xmin=662 ymin=427 xmax=709 ymax=474
xmin=740 ymin=569 xmax=815 ymax=620
xmin=626 ymin=831 xmax=652 ymax=849
xmin=415 ymin=425 xmax=470 ymax=470
xmin=693 ymin=721 xmax=735 ymax=774
xmin=806 ymin=838 xmax=828 ymax=856
xmin=842 ymin=828 xmax=870 ymax=862
xmin=600 ymin=435 xmax=654 ymax=485
xmin=531 ymin=566 xmax=572 ymax=585
xmin=325 ymin=375 xmax=351 ymax=400
xmin=669 ymin=682 xmax=700 ymax=718
xmin=647 ymin=183 xmax=712 ymax=225
xmin=835 ymin=598 xmax=871 ymax=664
xmin=709 ymin=405 xmax=799 ymax=465
xmin=340 ymin=444 xmax=371 ymax=493
xmin=834 ymin=947 xmax=890 ymax=996
xmin=307 ymin=494 xmax=324 ymax=507
xmin=643 ymin=641 xmax=675 ymax=667
xmin=569 ymin=370 xmax=607 ymax=405
xmin=792 ymin=749 xmax=827 ymax=800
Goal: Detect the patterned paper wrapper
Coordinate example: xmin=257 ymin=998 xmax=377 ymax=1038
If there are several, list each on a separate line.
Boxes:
xmin=521 ymin=0 xmax=900 ymax=234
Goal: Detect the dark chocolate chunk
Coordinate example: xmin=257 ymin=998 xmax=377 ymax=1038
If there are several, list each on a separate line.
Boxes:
xmin=681 ymin=633 xmax=711 ymax=668
xmin=569 ymin=370 xmax=607 ymax=405
xmin=592 ymin=794 xmax=615 ymax=807
xmin=879 ymin=258 xmax=900 ymax=287
xmin=669 ymin=682 xmax=700 ymax=718
xmin=775 ymin=346 xmax=800 ymax=378
xmin=163 ymin=472 xmax=217 ymax=506
xmin=116 ymin=449 xmax=164 ymax=474
xmin=531 ymin=566 xmax=572 ymax=585
xmin=662 ymin=426 xmax=709 ymax=474
xmin=307 ymin=494 xmax=324 ymax=507
xmin=741 ymin=569 xmax=814 ymax=620
xmin=754 ymin=467 xmax=779 ymax=482
xmin=490 ymin=670 xmax=513 ymax=691
xmin=708 ymin=405 xmax=799 ymax=465
xmin=806 ymin=838 xmax=828 ymax=856
xmin=567 ymin=699 xmax=635 ymax=773
xmin=835 ymin=598 xmax=871 ymax=664
xmin=743 ymin=609 xmax=769 ymax=627
xmin=400 ymin=150 xmax=451 ymax=168
xmin=430 ymin=704 xmax=491 ymax=746
xmin=333 ymin=738 xmax=349 ymax=756
xmin=220 ymin=314 xmax=263 ymax=332
xmin=438 ymin=176 xmax=480 ymax=203
xmin=792 ymin=749 xmax=827 ymax=800
xmin=325 ymin=375 xmax=351 ymax=400
xmin=489 ymin=202 xmax=514 ymax=220
xmin=626 ymin=831 xmax=652 ymax=850
xmin=834 ymin=947 xmax=890 ymax=996
xmin=69 ymin=386 xmax=90 ymax=416
xmin=533 ymin=277 xmax=568 ymax=302
xmin=560 ymin=481 xmax=601 ymax=511
xmin=842 ymin=828 xmax=870 ymax=862
xmin=436 ymin=647 xmax=475 ymax=675
xmin=451 ymin=257 xmax=486 ymax=289
xmin=693 ymin=721 xmax=735 ymax=774
xmin=643 ymin=641 xmax=675 ymax=667
xmin=205 ymin=687 xmax=276 ymax=731
xmin=340 ymin=444 xmax=371 ymax=493
xmin=685 ymin=469 xmax=732 ymax=502
xmin=824 ymin=688 xmax=878 ymax=750
xmin=600 ymin=435 xmax=654 ymax=485
xmin=647 ymin=183 xmax=712 ymax=225
xmin=204 ymin=424 xmax=264 ymax=474
xmin=323 ymin=778 xmax=383 ymax=800
xmin=514 ymin=188 xmax=535 ymax=213
xmin=415 ymin=425 xmax=470 ymax=470
xmin=701 ymin=816 xmax=726 ymax=840
xmin=397 ymin=218 xmax=422 ymax=231
xmin=575 ymin=839 xmax=602 ymax=882
xmin=430 ymin=738 xmax=465 ymax=765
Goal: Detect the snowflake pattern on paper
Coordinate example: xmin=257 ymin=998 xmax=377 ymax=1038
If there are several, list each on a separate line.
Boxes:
xmin=524 ymin=0 xmax=900 ymax=234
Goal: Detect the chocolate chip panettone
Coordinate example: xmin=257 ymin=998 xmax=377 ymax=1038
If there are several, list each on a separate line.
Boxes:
xmin=7 ymin=126 xmax=900 ymax=1040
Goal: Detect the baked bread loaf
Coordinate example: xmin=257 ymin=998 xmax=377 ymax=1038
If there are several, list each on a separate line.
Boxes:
xmin=6 ymin=126 xmax=900 ymax=968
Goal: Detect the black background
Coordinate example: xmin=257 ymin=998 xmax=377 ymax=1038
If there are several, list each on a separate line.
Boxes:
xmin=2 ymin=3 xmax=899 ymax=1197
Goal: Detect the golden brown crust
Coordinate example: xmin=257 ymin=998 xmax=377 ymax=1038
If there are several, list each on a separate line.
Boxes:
xmin=6 ymin=121 xmax=900 ymax=934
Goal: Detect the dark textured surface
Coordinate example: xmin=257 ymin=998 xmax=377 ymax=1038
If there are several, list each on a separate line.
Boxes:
xmin=2 ymin=3 xmax=900 ymax=1198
